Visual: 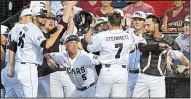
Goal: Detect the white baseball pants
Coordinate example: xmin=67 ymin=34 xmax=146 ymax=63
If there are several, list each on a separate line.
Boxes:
xmin=95 ymin=65 xmax=128 ymax=97
xmin=132 ymin=73 xmax=165 ymax=97
xmin=15 ymin=62 xmax=38 ymax=97
xmin=71 ymin=85 xmax=96 ymax=97
xmin=50 ymin=71 xmax=75 ymax=97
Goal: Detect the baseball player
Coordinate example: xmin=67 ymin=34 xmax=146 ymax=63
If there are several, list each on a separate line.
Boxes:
xmin=126 ymin=11 xmax=147 ymax=97
xmin=85 ymin=9 xmax=135 ymax=97
xmin=44 ymin=34 xmax=99 ymax=97
xmin=7 ymin=2 xmax=77 ymax=97
xmin=132 ymin=15 xmax=189 ymax=97
xmin=1 ymin=8 xmax=32 ymax=98
xmin=38 ymin=11 xmax=75 ymax=97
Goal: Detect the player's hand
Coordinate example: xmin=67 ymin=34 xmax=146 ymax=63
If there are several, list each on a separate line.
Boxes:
xmin=57 ymin=24 xmax=64 ymax=33
xmin=47 ymin=59 xmax=58 ymax=69
xmin=176 ymin=65 xmax=189 ymax=73
xmin=166 ymin=59 xmax=173 ymax=72
xmin=65 ymin=1 xmax=78 ymax=7
xmin=7 ymin=67 xmax=15 ymax=77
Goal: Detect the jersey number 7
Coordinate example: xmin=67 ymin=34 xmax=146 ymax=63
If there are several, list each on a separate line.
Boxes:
xmin=115 ymin=43 xmax=123 ymax=58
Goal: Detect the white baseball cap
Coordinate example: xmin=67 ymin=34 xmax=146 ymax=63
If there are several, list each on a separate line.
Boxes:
xmin=31 ymin=6 xmax=47 ymax=16
xmin=20 ymin=8 xmax=32 ymax=17
xmin=145 ymin=13 xmax=153 ymax=17
xmin=1 ymin=25 xmax=9 ymax=35
xmin=132 ymin=11 xmax=146 ymax=19
xmin=184 ymin=15 xmax=190 ymax=23
xmin=95 ymin=17 xmax=108 ymax=26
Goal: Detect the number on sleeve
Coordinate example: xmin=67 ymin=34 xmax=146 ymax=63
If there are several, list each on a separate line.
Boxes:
xmin=115 ymin=43 xmax=123 ymax=58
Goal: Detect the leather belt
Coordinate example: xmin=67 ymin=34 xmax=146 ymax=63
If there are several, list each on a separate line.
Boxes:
xmin=55 ymin=67 xmax=66 ymax=71
xmin=76 ymin=82 xmax=96 ymax=91
xmin=20 ymin=62 xmax=40 ymax=66
xmin=104 ymin=64 xmax=126 ymax=68
xmin=141 ymin=71 xmax=163 ymax=76
xmin=129 ymin=70 xmax=139 ymax=74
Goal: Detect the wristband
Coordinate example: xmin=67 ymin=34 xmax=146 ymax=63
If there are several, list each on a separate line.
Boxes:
xmin=44 ymin=53 xmax=51 ymax=60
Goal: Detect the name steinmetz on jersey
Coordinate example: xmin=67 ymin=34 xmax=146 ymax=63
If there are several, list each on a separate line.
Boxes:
xmin=105 ymin=35 xmax=129 ymax=41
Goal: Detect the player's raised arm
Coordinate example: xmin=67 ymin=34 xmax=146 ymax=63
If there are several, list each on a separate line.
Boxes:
xmin=40 ymin=1 xmax=78 ymax=49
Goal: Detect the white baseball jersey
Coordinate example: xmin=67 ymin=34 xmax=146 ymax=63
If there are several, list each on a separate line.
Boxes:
xmin=87 ymin=29 xmax=135 ymax=66
xmin=12 ymin=22 xmax=46 ymax=65
xmin=49 ymin=50 xmax=99 ymax=88
xmin=5 ymin=24 xmax=23 ymax=63
xmin=127 ymin=28 xmax=146 ymax=70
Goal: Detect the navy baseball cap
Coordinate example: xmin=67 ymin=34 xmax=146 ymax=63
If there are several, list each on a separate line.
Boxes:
xmin=64 ymin=35 xmax=79 ymax=44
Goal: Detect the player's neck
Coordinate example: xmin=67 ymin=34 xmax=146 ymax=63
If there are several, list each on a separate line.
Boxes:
xmin=136 ymin=28 xmax=145 ymax=35
xmin=33 ymin=22 xmax=40 ymax=29
xmin=69 ymin=53 xmax=78 ymax=60
xmin=111 ymin=26 xmax=120 ymax=30
xmin=153 ymin=31 xmax=161 ymax=38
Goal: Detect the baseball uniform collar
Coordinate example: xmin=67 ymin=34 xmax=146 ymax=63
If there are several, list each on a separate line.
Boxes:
xmin=67 ymin=49 xmax=81 ymax=66
xmin=109 ymin=29 xmax=124 ymax=34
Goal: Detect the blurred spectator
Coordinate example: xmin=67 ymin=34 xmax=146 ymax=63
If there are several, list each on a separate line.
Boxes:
xmin=77 ymin=0 xmax=102 ymax=12
xmin=162 ymin=0 xmax=189 ymax=32
xmin=46 ymin=1 xmax=63 ymax=15
xmin=184 ymin=0 xmax=190 ymax=10
xmin=122 ymin=1 xmax=155 ymax=16
xmin=174 ymin=15 xmax=190 ymax=65
xmin=111 ymin=0 xmax=129 ymax=9
xmin=93 ymin=1 xmax=113 ymax=18
xmin=144 ymin=1 xmax=174 ymax=18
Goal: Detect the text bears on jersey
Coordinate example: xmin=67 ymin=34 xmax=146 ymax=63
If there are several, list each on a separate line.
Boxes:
xmin=66 ymin=66 xmax=86 ymax=74
xmin=105 ymin=35 xmax=129 ymax=41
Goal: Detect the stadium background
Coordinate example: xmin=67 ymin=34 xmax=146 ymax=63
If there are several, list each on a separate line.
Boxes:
xmin=0 ymin=0 xmax=190 ymax=98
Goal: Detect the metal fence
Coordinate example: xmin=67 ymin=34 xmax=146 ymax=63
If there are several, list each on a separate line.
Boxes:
xmin=0 ymin=0 xmax=30 ymax=28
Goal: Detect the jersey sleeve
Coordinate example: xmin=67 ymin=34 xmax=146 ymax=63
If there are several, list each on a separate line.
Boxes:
xmin=81 ymin=50 xmax=100 ymax=65
xmin=87 ymin=33 xmax=103 ymax=53
xmin=49 ymin=52 xmax=66 ymax=66
xmin=30 ymin=29 xmax=46 ymax=47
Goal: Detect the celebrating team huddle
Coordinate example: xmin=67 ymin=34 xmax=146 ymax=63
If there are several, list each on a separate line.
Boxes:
xmin=1 ymin=1 xmax=190 ymax=98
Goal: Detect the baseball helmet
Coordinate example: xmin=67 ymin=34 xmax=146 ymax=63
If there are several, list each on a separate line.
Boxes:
xmin=74 ymin=10 xmax=93 ymax=34
xmin=1 ymin=25 xmax=9 ymax=37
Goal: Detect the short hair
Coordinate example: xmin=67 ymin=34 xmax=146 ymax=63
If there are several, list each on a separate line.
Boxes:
xmin=146 ymin=15 xmax=161 ymax=30
xmin=108 ymin=11 xmax=122 ymax=26
xmin=146 ymin=15 xmax=161 ymax=25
